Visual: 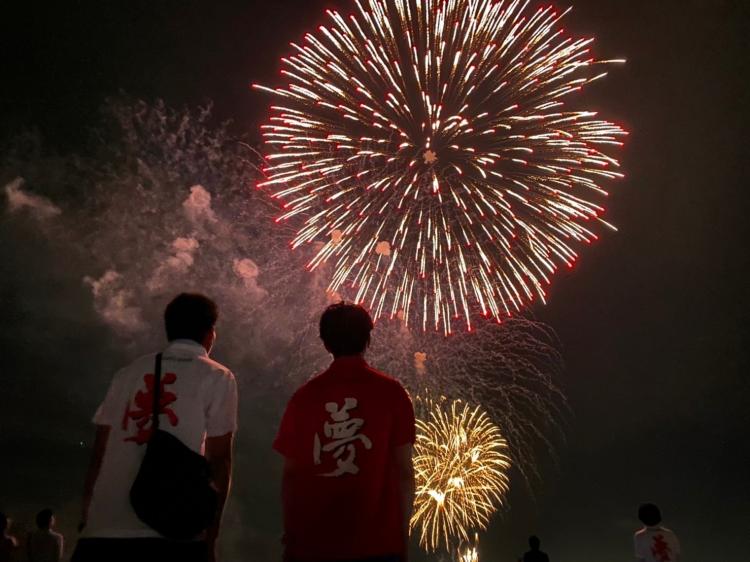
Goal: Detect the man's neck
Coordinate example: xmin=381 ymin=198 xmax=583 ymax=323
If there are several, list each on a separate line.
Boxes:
xmin=170 ymin=338 xmax=210 ymax=353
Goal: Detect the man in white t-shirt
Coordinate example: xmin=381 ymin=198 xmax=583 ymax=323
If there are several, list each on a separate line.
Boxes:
xmin=634 ymin=503 xmax=681 ymax=562
xmin=72 ymin=293 xmax=238 ymax=562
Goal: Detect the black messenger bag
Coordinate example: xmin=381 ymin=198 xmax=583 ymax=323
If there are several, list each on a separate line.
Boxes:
xmin=129 ymin=353 xmax=218 ymax=540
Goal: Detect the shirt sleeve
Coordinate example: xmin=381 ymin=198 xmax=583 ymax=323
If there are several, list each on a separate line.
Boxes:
xmin=92 ymin=370 xmax=127 ymax=426
xmin=672 ymin=531 xmax=681 ymax=555
xmin=634 ymin=533 xmax=644 ymax=559
xmin=205 ymin=370 xmax=238 ymax=437
xmin=273 ymin=392 xmax=298 ymax=458
xmin=392 ymin=384 xmax=416 ymax=447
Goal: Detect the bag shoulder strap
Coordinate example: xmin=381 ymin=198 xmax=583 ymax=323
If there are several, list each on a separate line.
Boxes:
xmin=151 ymin=352 xmax=163 ymax=433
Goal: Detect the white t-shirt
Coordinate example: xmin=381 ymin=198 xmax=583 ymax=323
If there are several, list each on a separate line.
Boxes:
xmin=634 ymin=526 xmax=681 ymax=562
xmin=83 ymin=340 xmax=238 ymax=538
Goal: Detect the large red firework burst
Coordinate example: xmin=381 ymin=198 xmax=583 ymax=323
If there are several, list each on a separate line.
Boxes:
xmin=255 ymin=0 xmax=627 ymax=333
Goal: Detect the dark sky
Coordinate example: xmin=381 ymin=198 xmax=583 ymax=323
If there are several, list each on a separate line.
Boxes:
xmin=2 ymin=1 xmax=749 ymax=561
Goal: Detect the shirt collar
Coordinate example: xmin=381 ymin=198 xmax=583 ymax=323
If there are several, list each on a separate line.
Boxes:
xmin=329 ymin=354 xmax=368 ymax=372
xmin=165 ymin=339 xmax=208 ymax=357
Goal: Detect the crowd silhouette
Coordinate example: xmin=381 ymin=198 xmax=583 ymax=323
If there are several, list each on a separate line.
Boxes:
xmin=0 ymin=510 xmax=63 ymax=562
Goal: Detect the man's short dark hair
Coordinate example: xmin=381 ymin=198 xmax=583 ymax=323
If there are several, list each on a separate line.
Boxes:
xmin=319 ymin=302 xmax=374 ymax=357
xmin=529 ymin=536 xmax=541 ymax=549
xmin=164 ymin=293 xmax=218 ymax=343
xmin=36 ymin=509 xmax=53 ymax=529
xmin=638 ymin=503 xmax=662 ymax=526
xmin=0 ymin=512 xmax=7 ymax=532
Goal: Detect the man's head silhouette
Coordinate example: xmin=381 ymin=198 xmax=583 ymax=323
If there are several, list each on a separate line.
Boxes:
xmin=319 ymin=302 xmax=374 ymax=357
xmin=35 ymin=509 xmax=54 ymax=530
xmin=638 ymin=503 xmax=662 ymax=527
xmin=164 ymin=293 xmax=218 ymax=352
xmin=529 ymin=535 xmax=541 ymax=550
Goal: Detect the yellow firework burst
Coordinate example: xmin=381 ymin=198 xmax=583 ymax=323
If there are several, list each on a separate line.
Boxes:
xmin=411 ymin=398 xmax=511 ymax=552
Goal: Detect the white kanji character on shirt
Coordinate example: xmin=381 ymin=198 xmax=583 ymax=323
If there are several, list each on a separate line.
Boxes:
xmin=313 ymin=397 xmax=372 ymax=476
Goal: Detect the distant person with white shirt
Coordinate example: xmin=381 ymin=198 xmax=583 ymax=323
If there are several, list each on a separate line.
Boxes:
xmin=27 ymin=509 xmax=63 ymax=562
xmin=634 ymin=503 xmax=681 ymax=562
xmin=72 ymin=293 xmax=238 ymax=562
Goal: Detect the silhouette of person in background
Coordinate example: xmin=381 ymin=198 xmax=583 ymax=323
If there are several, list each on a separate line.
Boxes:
xmin=27 ymin=509 xmax=63 ymax=562
xmin=0 ymin=513 xmax=18 ymax=562
xmin=634 ymin=503 xmax=681 ymax=562
xmin=523 ymin=536 xmax=550 ymax=562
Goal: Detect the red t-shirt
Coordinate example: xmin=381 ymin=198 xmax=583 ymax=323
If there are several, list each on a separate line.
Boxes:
xmin=274 ymin=355 xmax=416 ymax=561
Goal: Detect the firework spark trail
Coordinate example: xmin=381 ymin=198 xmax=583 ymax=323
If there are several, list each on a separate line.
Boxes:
xmin=458 ymin=536 xmax=481 ymax=562
xmin=461 ymin=547 xmax=480 ymax=562
xmin=411 ymin=397 xmax=511 ymax=552
xmin=255 ymin=0 xmax=627 ymax=334
xmin=370 ymin=315 xmax=565 ymax=480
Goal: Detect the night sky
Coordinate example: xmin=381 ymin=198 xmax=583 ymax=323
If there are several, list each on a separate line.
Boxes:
xmin=1 ymin=1 xmax=749 ymax=561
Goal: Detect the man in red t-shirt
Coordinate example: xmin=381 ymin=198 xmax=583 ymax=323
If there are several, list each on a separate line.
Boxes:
xmin=274 ymin=302 xmax=416 ymax=562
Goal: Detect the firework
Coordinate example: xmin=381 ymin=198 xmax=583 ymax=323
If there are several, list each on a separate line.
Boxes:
xmin=255 ymin=0 xmax=627 ymax=333
xmin=411 ymin=397 xmax=511 ymax=552
xmin=371 ymin=316 xmax=563 ymax=479
xmin=459 ymin=543 xmax=480 ymax=562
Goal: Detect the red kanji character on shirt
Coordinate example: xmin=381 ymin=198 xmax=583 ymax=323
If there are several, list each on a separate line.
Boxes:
xmin=651 ymin=534 xmax=672 ymax=562
xmin=122 ymin=372 xmax=179 ymax=444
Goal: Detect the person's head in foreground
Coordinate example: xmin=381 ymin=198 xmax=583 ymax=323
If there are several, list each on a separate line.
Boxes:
xmin=529 ymin=536 xmax=541 ymax=550
xmin=0 ymin=512 xmax=8 ymax=535
xmin=164 ymin=292 xmax=218 ymax=352
xmin=638 ymin=503 xmax=662 ymax=527
xmin=319 ymin=301 xmax=374 ymax=357
xmin=35 ymin=508 xmax=54 ymax=531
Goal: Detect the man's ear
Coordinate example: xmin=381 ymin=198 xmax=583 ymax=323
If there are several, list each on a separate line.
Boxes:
xmin=203 ymin=328 xmax=217 ymax=352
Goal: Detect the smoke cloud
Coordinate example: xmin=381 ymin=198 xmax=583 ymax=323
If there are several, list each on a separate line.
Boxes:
xmin=183 ymin=184 xmax=217 ymax=224
xmin=414 ymin=351 xmax=428 ymax=376
xmin=147 ymin=237 xmax=200 ymax=293
xmin=84 ymin=270 xmax=146 ymax=333
xmin=4 ymin=177 xmax=61 ymax=220
xmin=233 ymin=257 xmax=267 ymax=300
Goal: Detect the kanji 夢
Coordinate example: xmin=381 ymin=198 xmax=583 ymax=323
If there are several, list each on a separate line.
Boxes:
xmin=313 ymin=397 xmax=372 ymax=477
